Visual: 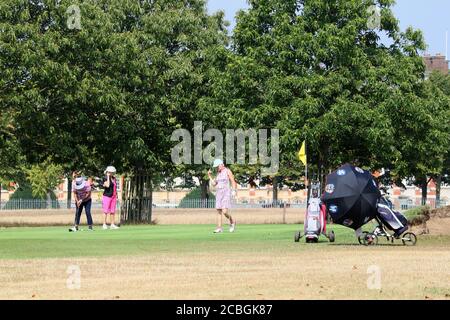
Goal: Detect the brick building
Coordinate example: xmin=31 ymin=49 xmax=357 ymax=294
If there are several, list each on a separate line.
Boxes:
xmin=423 ymin=53 xmax=449 ymax=76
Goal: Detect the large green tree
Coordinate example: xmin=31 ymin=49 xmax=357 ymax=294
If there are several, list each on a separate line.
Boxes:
xmin=201 ymin=0 xmax=444 ymax=201
xmin=422 ymin=71 xmax=450 ymax=205
xmin=0 ymin=0 xmax=227 ymax=220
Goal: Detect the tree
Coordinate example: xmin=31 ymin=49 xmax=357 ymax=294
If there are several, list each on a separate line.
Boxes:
xmin=423 ymin=72 xmax=450 ymax=206
xmin=202 ymin=0 xmax=433 ymax=199
xmin=390 ymin=80 xmax=448 ymax=205
xmin=0 ymin=0 xmax=228 ymax=221
xmin=24 ymin=161 xmax=64 ymax=206
xmin=0 ymin=107 xmax=27 ymax=208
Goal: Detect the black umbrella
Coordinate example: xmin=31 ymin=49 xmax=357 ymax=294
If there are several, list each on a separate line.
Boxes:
xmin=322 ymin=164 xmax=381 ymax=230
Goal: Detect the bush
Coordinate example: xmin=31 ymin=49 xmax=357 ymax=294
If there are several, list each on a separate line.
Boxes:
xmin=3 ymin=184 xmax=60 ymax=209
xmin=403 ymin=206 xmax=430 ymax=225
xmin=178 ymin=188 xmax=215 ymax=208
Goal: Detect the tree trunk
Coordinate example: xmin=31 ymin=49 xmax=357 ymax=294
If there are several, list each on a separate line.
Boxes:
xmin=421 ymin=180 xmax=428 ymax=206
xmin=121 ymin=170 xmax=153 ymax=224
xmin=199 ymin=177 xmax=209 ymax=208
xmin=318 ymin=162 xmax=322 ymax=188
xmin=46 ymin=191 xmax=52 ymax=209
xmin=272 ymin=176 xmax=279 ymax=207
xmin=435 ymin=176 xmax=442 ymax=208
xmin=318 ymin=156 xmax=326 ymax=196
xmin=67 ymin=178 xmax=72 ymax=209
xmin=0 ymin=183 xmax=2 ymax=210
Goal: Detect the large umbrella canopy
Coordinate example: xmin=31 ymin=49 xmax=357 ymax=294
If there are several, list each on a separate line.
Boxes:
xmin=322 ymin=164 xmax=381 ymax=230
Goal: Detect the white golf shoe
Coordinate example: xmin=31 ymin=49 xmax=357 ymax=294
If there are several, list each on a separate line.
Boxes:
xmin=102 ymin=224 xmax=108 ymax=230
xmin=110 ymin=224 xmax=120 ymax=230
xmin=213 ymin=227 xmax=223 ymax=234
xmin=229 ymin=221 xmax=236 ymax=233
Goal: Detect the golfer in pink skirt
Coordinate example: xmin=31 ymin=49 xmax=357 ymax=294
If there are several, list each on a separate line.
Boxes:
xmin=102 ymin=166 xmax=120 ymax=230
xmin=208 ymin=159 xmax=238 ymax=233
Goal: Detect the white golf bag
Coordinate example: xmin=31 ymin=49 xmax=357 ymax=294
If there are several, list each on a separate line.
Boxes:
xmin=304 ymin=198 xmax=326 ymax=241
xmin=295 ymin=183 xmax=335 ymax=244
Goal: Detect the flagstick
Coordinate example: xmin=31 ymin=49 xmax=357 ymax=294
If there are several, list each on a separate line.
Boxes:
xmin=306 ymin=162 xmax=309 ymax=205
xmin=305 ymin=140 xmax=309 ymax=206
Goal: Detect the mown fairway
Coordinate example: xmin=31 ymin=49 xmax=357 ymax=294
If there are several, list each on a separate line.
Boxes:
xmin=0 ymin=224 xmax=449 ymax=300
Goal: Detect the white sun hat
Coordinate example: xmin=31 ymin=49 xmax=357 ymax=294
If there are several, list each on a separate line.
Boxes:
xmin=212 ymin=159 xmax=224 ymax=168
xmin=104 ymin=166 xmax=117 ymax=174
xmin=74 ymin=177 xmax=86 ymax=190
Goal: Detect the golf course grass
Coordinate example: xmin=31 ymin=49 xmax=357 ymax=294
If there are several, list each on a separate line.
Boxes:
xmin=0 ymin=224 xmax=339 ymax=259
xmin=0 ymin=224 xmax=449 ymax=299
xmin=0 ymin=224 xmax=448 ymax=260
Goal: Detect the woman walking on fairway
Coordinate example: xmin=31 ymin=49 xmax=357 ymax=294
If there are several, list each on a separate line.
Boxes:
xmin=102 ymin=166 xmax=119 ymax=230
xmin=208 ymin=159 xmax=238 ymax=233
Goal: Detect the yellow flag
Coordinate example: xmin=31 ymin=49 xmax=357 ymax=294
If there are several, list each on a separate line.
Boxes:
xmin=298 ymin=141 xmax=307 ymax=166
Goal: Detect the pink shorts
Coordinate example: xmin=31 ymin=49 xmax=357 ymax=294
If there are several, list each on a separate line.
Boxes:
xmin=103 ymin=195 xmax=117 ymax=214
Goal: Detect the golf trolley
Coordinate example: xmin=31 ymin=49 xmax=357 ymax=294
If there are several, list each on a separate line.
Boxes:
xmin=358 ymin=217 xmax=417 ymax=246
xmin=294 ymin=182 xmax=335 ymax=244
xmin=295 ymin=228 xmax=335 ymax=244
xmin=358 ymin=194 xmax=417 ymax=246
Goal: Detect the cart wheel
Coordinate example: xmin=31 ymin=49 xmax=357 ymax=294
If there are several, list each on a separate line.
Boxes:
xmin=294 ymin=231 xmax=301 ymax=243
xmin=358 ymin=231 xmax=369 ymax=245
xmin=328 ymin=231 xmax=335 ymax=243
xmin=401 ymin=232 xmax=417 ymax=246
xmin=363 ymin=233 xmax=378 ymax=246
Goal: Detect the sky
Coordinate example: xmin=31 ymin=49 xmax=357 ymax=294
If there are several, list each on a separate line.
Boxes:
xmin=207 ymin=0 xmax=450 ymax=58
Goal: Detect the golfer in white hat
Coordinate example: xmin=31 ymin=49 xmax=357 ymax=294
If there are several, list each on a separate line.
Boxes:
xmin=69 ymin=176 xmax=94 ymax=232
xmin=102 ymin=166 xmax=119 ymax=229
xmin=208 ymin=159 xmax=238 ymax=233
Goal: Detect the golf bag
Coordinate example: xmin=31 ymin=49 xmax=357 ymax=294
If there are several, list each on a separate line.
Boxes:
xmin=304 ymin=198 xmax=327 ymax=241
xmin=376 ymin=197 xmax=408 ymax=232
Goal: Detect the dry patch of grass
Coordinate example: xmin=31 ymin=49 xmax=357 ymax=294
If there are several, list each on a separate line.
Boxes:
xmin=0 ymin=247 xmax=448 ymax=300
xmin=0 ymin=209 xmax=105 ymax=226
xmin=0 ymin=208 xmax=305 ymax=226
xmin=412 ymin=218 xmax=450 ymax=236
xmin=152 ymin=208 xmax=304 ymax=225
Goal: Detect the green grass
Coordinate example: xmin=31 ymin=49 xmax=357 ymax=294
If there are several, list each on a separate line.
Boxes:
xmin=0 ymin=224 xmax=448 ymax=260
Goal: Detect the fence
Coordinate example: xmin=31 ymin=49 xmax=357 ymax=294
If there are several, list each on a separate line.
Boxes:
xmin=0 ymin=197 xmax=447 ymax=211
xmin=0 ymin=199 xmax=118 ymax=210
xmin=0 ymin=198 xmax=304 ymax=210
xmin=395 ymin=198 xmax=448 ymax=210
xmin=172 ymin=198 xmax=306 ymax=209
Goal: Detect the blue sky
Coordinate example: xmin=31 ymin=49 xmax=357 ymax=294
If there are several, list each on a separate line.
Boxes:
xmin=207 ymin=0 xmax=450 ymax=57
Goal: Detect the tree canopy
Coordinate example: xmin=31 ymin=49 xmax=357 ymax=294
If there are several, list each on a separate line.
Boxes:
xmin=1 ymin=0 xmax=227 ymax=177
xmin=1 ymin=0 xmax=449 ymax=208
xmin=201 ymin=0 xmax=448 ymax=190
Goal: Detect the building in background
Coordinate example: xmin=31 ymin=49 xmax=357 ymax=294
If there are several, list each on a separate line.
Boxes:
xmin=424 ymin=53 xmax=449 ymax=77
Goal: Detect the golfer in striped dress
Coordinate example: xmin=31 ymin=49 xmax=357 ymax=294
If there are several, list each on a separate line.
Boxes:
xmin=208 ymin=159 xmax=238 ymax=233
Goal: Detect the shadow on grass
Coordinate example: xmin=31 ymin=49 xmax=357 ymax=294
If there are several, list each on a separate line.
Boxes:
xmin=329 ymin=243 xmax=410 ymax=247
